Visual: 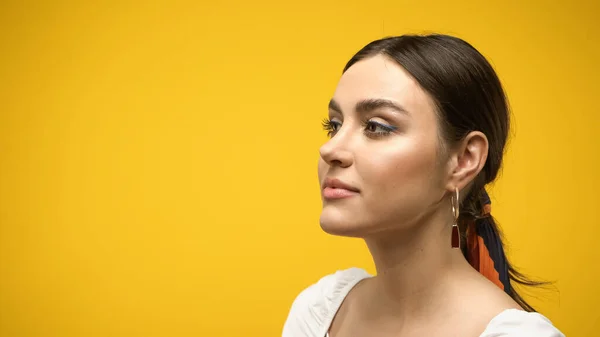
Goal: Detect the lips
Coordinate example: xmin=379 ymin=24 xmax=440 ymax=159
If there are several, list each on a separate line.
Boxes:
xmin=322 ymin=178 xmax=360 ymax=199
xmin=323 ymin=178 xmax=359 ymax=192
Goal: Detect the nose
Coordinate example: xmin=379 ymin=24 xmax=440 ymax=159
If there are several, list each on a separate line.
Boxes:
xmin=319 ymin=131 xmax=354 ymax=168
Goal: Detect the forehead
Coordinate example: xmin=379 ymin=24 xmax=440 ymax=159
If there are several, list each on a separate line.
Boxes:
xmin=333 ymin=54 xmax=436 ymax=116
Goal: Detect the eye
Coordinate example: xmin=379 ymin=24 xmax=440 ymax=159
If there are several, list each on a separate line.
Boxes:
xmin=321 ymin=118 xmax=341 ymax=137
xmin=363 ymin=120 xmax=397 ymax=138
xmin=321 ymin=118 xmax=398 ymax=138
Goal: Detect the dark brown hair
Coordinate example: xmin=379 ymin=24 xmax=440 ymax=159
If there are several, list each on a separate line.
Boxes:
xmin=343 ymin=34 xmax=545 ymax=312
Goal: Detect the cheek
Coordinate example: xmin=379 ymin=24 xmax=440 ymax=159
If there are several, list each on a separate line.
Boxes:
xmin=359 ymin=136 xmax=440 ymax=207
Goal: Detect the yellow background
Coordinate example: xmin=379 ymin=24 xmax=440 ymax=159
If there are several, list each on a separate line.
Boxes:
xmin=1 ymin=1 xmax=598 ymax=336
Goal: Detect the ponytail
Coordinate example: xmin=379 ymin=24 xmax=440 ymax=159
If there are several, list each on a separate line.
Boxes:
xmin=461 ymin=188 xmax=547 ymax=312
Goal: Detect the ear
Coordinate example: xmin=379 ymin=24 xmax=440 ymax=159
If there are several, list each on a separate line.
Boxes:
xmin=445 ymin=131 xmax=489 ymax=192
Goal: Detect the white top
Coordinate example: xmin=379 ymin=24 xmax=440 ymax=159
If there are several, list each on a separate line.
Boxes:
xmin=282 ymin=268 xmax=565 ymax=337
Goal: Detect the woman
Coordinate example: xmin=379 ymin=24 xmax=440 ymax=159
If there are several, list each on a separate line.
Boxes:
xmin=283 ymin=34 xmax=564 ymax=337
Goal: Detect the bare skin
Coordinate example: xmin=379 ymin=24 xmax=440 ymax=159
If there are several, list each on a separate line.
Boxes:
xmin=317 ymin=54 xmax=522 ymax=337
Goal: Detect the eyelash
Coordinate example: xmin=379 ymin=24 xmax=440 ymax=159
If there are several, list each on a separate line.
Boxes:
xmin=321 ymin=118 xmax=397 ymax=138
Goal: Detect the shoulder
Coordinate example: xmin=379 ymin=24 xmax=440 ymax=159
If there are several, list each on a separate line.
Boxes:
xmin=282 ymin=267 xmax=372 ymax=337
xmin=481 ymin=309 xmax=565 ymax=337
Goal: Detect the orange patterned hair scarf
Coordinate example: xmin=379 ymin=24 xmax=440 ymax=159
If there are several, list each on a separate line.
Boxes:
xmin=465 ymin=190 xmax=511 ymax=293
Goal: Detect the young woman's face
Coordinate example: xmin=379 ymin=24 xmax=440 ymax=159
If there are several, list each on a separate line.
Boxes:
xmin=318 ymin=54 xmax=448 ymax=237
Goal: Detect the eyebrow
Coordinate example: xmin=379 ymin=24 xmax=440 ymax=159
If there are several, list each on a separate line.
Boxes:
xmin=328 ymin=98 xmax=409 ymax=116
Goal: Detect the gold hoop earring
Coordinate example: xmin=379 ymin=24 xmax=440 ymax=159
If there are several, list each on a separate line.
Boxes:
xmin=451 ymin=187 xmax=460 ymax=248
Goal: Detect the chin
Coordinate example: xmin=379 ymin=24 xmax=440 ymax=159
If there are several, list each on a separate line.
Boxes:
xmin=319 ymin=207 xmax=368 ymax=238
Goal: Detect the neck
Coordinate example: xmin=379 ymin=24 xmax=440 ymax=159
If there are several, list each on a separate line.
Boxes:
xmin=362 ymin=208 xmax=473 ymax=319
